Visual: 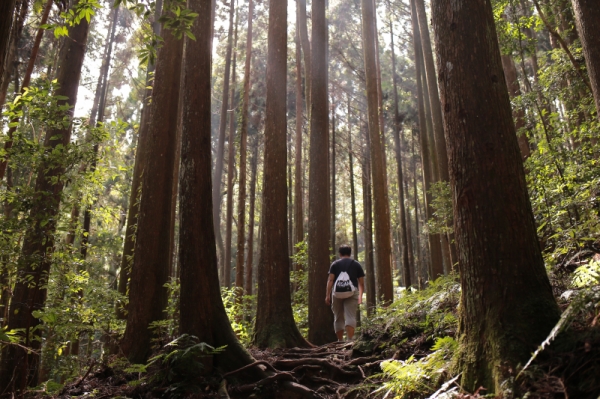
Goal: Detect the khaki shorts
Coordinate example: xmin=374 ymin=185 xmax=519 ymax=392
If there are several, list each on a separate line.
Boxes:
xmin=331 ymin=291 xmax=359 ymax=332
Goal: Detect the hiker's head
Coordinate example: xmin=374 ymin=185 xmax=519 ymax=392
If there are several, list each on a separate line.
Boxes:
xmin=338 ymin=245 xmax=352 ymax=257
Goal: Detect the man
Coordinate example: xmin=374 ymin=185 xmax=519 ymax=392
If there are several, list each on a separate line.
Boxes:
xmin=325 ymin=245 xmax=365 ymax=341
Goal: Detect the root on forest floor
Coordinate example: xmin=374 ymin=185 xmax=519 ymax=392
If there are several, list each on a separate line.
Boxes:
xmin=227 ymin=342 xmax=384 ymax=398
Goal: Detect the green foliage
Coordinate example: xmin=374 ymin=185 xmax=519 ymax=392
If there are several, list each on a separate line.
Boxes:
xmin=426 ymin=181 xmax=453 ymax=236
xmin=41 ymin=0 xmax=102 ymax=38
xmin=377 ymin=337 xmax=457 ymax=399
xmin=290 ymin=240 xmax=309 ymax=337
xmin=363 ymin=275 xmax=459 ymax=347
xmin=115 ymin=0 xmax=197 ymax=65
xmin=221 ymin=286 xmax=254 ymax=345
xmin=149 ymin=277 xmax=181 ymax=345
xmin=573 ymin=259 xmax=600 ymax=288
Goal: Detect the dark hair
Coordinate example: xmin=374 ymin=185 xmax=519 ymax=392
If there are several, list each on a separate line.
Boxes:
xmin=338 ymin=245 xmax=352 ymax=256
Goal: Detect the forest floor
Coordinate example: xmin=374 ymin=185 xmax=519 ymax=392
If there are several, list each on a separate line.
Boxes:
xmin=38 ymin=275 xmax=600 ymax=399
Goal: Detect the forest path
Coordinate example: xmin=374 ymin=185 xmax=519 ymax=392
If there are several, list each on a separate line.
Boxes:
xmin=223 ymin=342 xmax=385 ymax=398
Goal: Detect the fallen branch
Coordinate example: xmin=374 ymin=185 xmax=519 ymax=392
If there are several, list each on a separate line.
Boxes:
xmin=74 ymin=360 xmax=97 ymax=388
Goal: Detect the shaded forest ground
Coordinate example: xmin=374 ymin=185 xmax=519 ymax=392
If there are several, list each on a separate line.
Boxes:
xmin=29 ymin=267 xmax=600 ymax=399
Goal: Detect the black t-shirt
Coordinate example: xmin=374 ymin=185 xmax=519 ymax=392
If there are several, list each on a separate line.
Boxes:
xmin=328 ymin=257 xmax=365 ymax=288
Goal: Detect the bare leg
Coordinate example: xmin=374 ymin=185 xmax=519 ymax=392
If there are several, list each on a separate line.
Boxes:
xmin=345 ymin=326 xmax=355 ymax=340
xmin=336 ymin=330 xmax=344 ymax=341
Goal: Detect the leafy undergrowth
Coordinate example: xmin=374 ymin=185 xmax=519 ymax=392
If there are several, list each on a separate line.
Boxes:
xmin=363 ymin=263 xmax=600 ymax=399
xmin=355 ymin=275 xmax=460 ymax=361
xmin=28 ymin=267 xmax=600 ymax=399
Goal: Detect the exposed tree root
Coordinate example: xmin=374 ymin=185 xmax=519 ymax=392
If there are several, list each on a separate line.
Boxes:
xmin=219 ymin=342 xmax=384 ymax=398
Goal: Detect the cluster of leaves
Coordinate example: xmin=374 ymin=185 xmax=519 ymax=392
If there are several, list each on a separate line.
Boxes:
xmin=42 ymin=0 xmax=102 ymax=38
xmin=290 ymin=239 xmax=309 ymax=336
xmin=1 ymin=77 xmax=132 ymax=384
xmin=221 ymin=286 xmax=255 ymax=345
xmin=359 ymin=275 xmax=460 ymax=356
xmin=116 ymin=0 xmax=198 ymax=66
xmin=377 ymin=337 xmax=458 ymax=399
xmin=426 ymin=181 xmax=453 ymax=236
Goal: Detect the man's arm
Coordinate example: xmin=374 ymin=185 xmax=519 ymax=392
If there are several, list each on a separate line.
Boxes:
xmin=358 ymin=277 xmax=364 ymax=305
xmin=325 ymin=274 xmax=335 ymax=305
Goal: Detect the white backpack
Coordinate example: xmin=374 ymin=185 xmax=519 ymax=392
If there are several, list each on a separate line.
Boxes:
xmin=333 ymin=265 xmax=356 ymax=299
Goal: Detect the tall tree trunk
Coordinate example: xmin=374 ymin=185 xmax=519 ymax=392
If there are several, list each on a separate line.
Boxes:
xmin=0 ymin=0 xmax=17 ymax=91
xmin=214 ymin=0 xmax=236 ymax=283
xmin=372 ymin=0 xmax=387 ymax=177
xmin=80 ymin=6 xmax=119 ymax=260
xmin=236 ymin=0 xmax=253 ymax=294
xmin=415 ymin=0 xmax=454 ymax=273
xmin=179 ymin=0 xmax=259 ymax=373
xmin=390 ymin=21 xmax=412 ymax=289
xmin=297 ymin=0 xmax=311 ymax=121
xmin=0 ymin=0 xmax=28 ymax=110
xmin=307 ymin=0 xmax=337 ymax=345
xmin=0 ymin=10 xmax=90 ymax=393
xmin=349 ymin=100 xmax=359 ymax=262
xmin=403 ymin=169 xmax=416 ymax=285
xmin=501 ymin=54 xmax=531 ymax=160
xmin=330 ymin=107 xmax=336 ymax=257
xmin=411 ymin=130 xmax=423 ymax=286
xmin=117 ymin=0 xmax=163 ymax=319
xmin=410 ymin=0 xmax=443 ymax=280
xmin=293 ymin=12 xmax=304 ymax=255
xmin=0 ymin=0 xmax=52 ymax=181
xmin=362 ymin=125 xmax=376 ymax=314
xmin=430 ymin=0 xmax=561 ymax=391
xmin=121 ymin=26 xmax=183 ymax=364
xmin=254 ymin=0 xmax=308 ymax=349
xmin=570 ymin=0 xmax=600 ymax=121
xmin=360 ymin=0 xmax=393 ymax=304
xmin=287 ymin=130 xmax=294 ymax=264
xmin=245 ymin=136 xmax=259 ymax=295
xmin=224 ymin=6 xmax=239 ymax=289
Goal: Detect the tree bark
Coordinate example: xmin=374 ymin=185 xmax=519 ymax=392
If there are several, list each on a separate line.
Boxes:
xmin=570 ymin=0 xmax=600 ymax=121
xmin=360 ymin=0 xmax=393 ymax=304
xmin=214 ymin=0 xmax=236 ymax=284
xmin=293 ymin=12 xmax=304 ymax=256
xmin=411 ymin=130 xmax=423 ymax=286
xmin=0 ymin=10 xmax=90 ymax=393
xmin=430 ymin=0 xmax=561 ymax=391
xmin=236 ymin=0 xmax=253 ymax=294
xmin=254 ymin=0 xmax=308 ymax=349
xmin=179 ymin=0 xmax=259 ymax=374
xmin=307 ymin=0 xmax=337 ymax=345
xmin=415 ymin=0 xmax=454 ymax=274
xmin=121 ymin=26 xmax=183 ymax=364
xmin=410 ymin=0 xmax=443 ymax=280
xmin=362 ymin=125 xmax=376 ymax=314
xmin=117 ymin=0 xmax=163 ymax=319
xmin=330 ymin=107 xmax=336 ymax=257
xmin=0 ymin=0 xmax=17 ymax=92
xmin=245 ymin=136 xmax=259 ymax=295
xmin=224 ymin=6 xmax=239 ymax=289
xmin=390 ymin=21 xmax=411 ymax=289
xmin=0 ymin=0 xmax=28 ymax=110
xmin=349 ymin=100 xmax=359 ymax=263
xmin=297 ymin=0 xmax=311 ymax=121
